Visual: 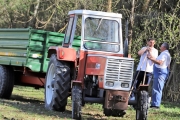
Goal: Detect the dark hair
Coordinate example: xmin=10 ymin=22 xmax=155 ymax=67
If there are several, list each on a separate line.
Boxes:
xmin=162 ymin=42 xmax=169 ymax=50
xmin=147 ymin=38 xmax=155 ymax=41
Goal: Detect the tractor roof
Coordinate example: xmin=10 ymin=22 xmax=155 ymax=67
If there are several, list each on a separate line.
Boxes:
xmin=68 ymin=10 xmax=122 ymax=18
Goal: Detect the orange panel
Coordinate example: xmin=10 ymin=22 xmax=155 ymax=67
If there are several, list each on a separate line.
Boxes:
xmin=85 ymin=56 xmax=106 ymax=75
xmin=76 ymin=51 xmax=86 ymax=84
xmin=76 ymin=50 xmax=123 ymax=87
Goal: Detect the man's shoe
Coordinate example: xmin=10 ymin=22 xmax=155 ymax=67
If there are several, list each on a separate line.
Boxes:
xmin=150 ymin=106 xmax=160 ymax=109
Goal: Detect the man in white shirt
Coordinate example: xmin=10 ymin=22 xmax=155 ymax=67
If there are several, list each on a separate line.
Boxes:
xmin=130 ymin=38 xmax=158 ymax=100
xmin=147 ymin=42 xmax=171 ymax=109
xmin=136 ymin=40 xmax=158 ymax=88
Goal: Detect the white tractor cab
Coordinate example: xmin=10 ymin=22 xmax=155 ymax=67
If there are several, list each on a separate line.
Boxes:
xmin=65 ymin=10 xmax=124 ymax=53
xmin=46 ymin=10 xmax=149 ymax=120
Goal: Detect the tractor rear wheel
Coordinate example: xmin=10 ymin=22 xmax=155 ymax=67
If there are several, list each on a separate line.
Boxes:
xmin=45 ymin=54 xmax=71 ymax=112
xmin=72 ymin=85 xmax=82 ymax=120
xmin=136 ymin=90 xmax=149 ymax=120
xmin=0 ymin=65 xmax=14 ymax=99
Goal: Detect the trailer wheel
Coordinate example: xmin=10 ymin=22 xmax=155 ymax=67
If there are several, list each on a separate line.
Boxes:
xmin=0 ymin=65 xmax=14 ymax=99
xmin=72 ymin=85 xmax=82 ymax=120
xmin=45 ymin=54 xmax=70 ymax=112
xmin=104 ymin=109 xmax=126 ymax=117
xmin=136 ymin=90 xmax=149 ymax=120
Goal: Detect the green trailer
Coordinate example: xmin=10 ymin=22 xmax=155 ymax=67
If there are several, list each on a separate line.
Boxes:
xmin=0 ymin=28 xmax=80 ymax=99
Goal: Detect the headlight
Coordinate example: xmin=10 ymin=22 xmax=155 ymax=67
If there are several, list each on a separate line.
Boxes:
xmin=105 ymin=81 xmax=114 ymax=87
xmin=121 ymin=83 xmax=129 ymax=88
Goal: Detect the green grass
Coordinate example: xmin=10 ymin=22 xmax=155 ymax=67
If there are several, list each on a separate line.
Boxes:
xmin=0 ymin=86 xmax=180 ymax=120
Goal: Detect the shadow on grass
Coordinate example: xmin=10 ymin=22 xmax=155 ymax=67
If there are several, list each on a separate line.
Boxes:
xmin=0 ymin=98 xmax=71 ymax=119
xmin=82 ymin=112 xmax=108 ymax=120
xmin=11 ymin=94 xmax=43 ymax=103
xmin=0 ymin=94 xmax=107 ymax=120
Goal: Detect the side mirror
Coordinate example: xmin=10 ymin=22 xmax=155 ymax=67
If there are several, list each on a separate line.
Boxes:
xmin=124 ymin=19 xmax=129 ymax=57
xmin=123 ymin=39 xmax=128 ymax=57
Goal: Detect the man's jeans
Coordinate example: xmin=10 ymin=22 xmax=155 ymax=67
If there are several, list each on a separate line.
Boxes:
xmin=151 ymin=65 xmax=169 ymax=107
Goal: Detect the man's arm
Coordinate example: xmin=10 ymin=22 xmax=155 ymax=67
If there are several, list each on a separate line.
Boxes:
xmin=147 ymin=57 xmax=164 ymax=65
xmin=138 ymin=47 xmax=147 ymax=56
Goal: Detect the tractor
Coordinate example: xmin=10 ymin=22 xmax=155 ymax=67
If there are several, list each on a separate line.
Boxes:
xmin=45 ymin=10 xmax=149 ymax=120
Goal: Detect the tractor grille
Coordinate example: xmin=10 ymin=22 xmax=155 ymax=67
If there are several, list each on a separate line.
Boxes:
xmin=105 ymin=58 xmax=134 ymax=82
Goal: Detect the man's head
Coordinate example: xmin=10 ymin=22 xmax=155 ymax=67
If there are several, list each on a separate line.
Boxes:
xmin=147 ymin=38 xmax=155 ymax=47
xmin=160 ymin=42 xmax=169 ymax=52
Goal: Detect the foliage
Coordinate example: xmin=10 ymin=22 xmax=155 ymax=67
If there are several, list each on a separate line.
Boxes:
xmin=0 ymin=0 xmax=179 ymax=55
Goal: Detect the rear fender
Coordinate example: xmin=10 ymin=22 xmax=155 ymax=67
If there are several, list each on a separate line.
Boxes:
xmin=48 ymin=46 xmax=77 ymax=62
xmin=48 ymin=47 xmax=77 ymax=81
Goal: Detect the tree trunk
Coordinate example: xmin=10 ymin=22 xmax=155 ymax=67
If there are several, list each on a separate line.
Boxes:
xmin=106 ymin=0 xmax=112 ymax=12
xmin=29 ymin=0 xmax=40 ymax=28
xmin=142 ymin=0 xmax=150 ymax=13
xmin=128 ymin=0 xmax=135 ymax=55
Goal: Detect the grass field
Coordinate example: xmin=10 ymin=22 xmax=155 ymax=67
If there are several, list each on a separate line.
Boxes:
xmin=0 ymin=86 xmax=180 ymax=120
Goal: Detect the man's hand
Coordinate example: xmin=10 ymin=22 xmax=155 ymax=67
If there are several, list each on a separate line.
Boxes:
xmin=146 ymin=47 xmax=152 ymax=52
xmin=138 ymin=47 xmax=148 ymax=56
xmin=147 ymin=55 xmax=153 ymax=60
xmin=147 ymin=55 xmax=164 ymax=65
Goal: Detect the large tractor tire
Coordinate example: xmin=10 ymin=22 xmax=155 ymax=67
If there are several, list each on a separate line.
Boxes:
xmin=72 ymin=85 xmax=82 ymax=120
xmin=104 ymin=108 xmax=126 ymax=117
xmin=45 ymin=54 xmax=71 ymax=112
xmin=136 ymin=90 xmax=149 ymax=120
xmin=0 ymin=65 xmax=14 ymax=99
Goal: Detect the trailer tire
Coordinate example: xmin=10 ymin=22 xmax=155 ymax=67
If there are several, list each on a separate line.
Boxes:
xmin=136 ymin=90 xmax=148 ymax=120
xmin=45 ymin=54 xmax=71 ymax=112
xmin=72 ymin=85 xmax=82 ymax=120
xmin=0 ymin=65 xmax=14 ymax=99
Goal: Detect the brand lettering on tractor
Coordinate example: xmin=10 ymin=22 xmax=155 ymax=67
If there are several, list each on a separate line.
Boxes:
xmin=95 ymin=63 xmax=100 ymax=69
xmin=87 ymin=63 xmax=100 ymax=69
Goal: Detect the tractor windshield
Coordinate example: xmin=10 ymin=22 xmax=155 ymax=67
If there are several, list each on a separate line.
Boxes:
xmin=84 ymin=17 xmax=120 ymax=52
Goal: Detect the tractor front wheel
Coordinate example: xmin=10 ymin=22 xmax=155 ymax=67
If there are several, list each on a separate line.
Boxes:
xmin=72 ymin=85 xmax=82 ymax=120
xmin=136 ymin=90 xmax=149 ymax=120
